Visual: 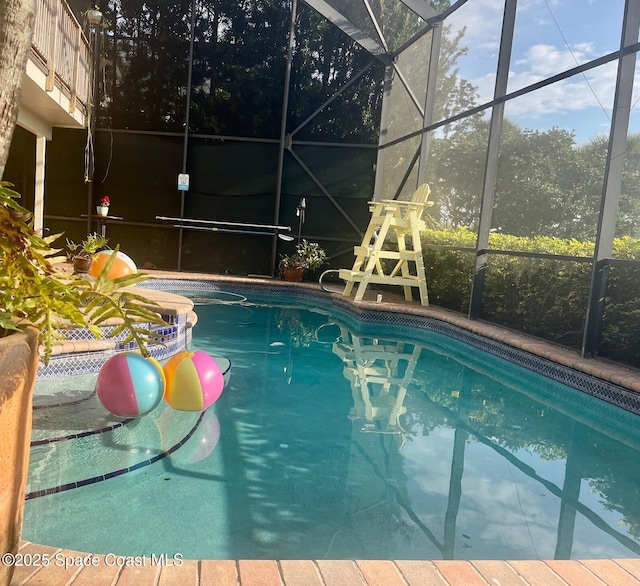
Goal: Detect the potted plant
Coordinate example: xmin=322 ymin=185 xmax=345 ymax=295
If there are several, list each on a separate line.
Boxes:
xmin=96 ymin=194 xmax=110 ymax=216
xmin=0 ymin=181 xmax=165 ymax=585
xmin=66 ymin=232 xmax=107 ymax=274
xmin=278 ymin=239 xmax=328 ymax=282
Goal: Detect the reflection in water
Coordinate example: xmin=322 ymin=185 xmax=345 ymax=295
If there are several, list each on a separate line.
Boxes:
xmin=330 ymin=322 xmax=640 ymax=560
xmin=332 ymin=325 xmax=420 ymax=437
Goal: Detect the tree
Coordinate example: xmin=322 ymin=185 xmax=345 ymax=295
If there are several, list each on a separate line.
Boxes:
xmin=101 ymin=0 xmax=192 ymax=132
xmin=0 ymin=0 xmax=35 ymax=178
xmin=288 ymin=4 xmax=385 ymax=143
xmin=428 ymin=117 xmax=613 ymax=240
xmin=433 ymin=25 xmax=479 ymax=127
xmin=492 ymin=122 xmax=586 ymax=237
xmin=427 ymin=115 xmax=488 ymax=228
xmin=103 ymin=0 xmax=387 ymax=141
xmin=580 ymin=133 xmax=640 ymax=239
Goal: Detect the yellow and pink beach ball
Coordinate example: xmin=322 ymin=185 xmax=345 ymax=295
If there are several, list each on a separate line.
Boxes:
xmin=163 ymin=350 xmax=224 ymax=411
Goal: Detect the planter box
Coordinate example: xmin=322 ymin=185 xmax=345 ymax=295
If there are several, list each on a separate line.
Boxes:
xmin=0 ymin=327 xmax=39 ymax=586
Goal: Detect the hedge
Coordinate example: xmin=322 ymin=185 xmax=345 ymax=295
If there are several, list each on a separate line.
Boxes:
xmin=420 ymin=228 xmax=640 ymax=368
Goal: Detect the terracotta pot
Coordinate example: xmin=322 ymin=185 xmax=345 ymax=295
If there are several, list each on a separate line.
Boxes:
xmin=282 ymin=266 xmax=305 ymax=282
xmin=0 ymin=327 xmax=39 ymax=586
xmin=73 ymin=255 xmax=92 ymax=274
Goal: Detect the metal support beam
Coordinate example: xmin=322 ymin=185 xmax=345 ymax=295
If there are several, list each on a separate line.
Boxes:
xmin=583 ymin=0 xmax=640 ymax=356
xmin=398 ymin=0 xmax=438 ymax=20
xmin=362 ymin=0 xmax=389 ymax=53
xmin=393 ymin=144 xmax=421 ymax=200
xmin=373 ymin=64 xmax=395 ymax=199
xmin=468 ymin=0 xmax=516 ymax=319
xmin=177 ymin=0 xmax=196 ymax=271
xmin=301 ymin=0 xmax=386 ymax=56
xmin=290 ymin=60 xmax=377 ymax=138
xmin=288 ymin=148 xmax=364 ymax=238
xmin=271 ymin=0 xmax=298 ymax=276
xmin=391 ymin=61 xmax=425 ymax=118
xmin=417 ymin=22 xmax=441 ymax=184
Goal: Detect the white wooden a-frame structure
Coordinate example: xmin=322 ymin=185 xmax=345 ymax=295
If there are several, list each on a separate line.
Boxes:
xmin=339 ymin=184 xmax=432 ymax=305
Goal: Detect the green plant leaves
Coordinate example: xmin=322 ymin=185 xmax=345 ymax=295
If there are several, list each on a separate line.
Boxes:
xmin=0 ymin=182 xmax=169 ymax=364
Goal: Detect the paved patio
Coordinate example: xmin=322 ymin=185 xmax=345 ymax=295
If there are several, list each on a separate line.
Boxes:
xmin=8 ymin=542 xmax=640 ymax=585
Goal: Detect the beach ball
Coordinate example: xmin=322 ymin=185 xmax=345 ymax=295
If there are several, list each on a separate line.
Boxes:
xmin=163 ymin=350 xmax=224 ymax=411
xmin=96 ymin=352 xmax=166 ymax=417
xmin=90 ymin=249 xmax=137 ymax=279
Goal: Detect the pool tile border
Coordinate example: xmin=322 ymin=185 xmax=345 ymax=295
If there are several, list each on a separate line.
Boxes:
xmin=338 ymin=303 xmax=640 ymax=415
xmin=30 ymin=418 xmax=133 ymax=447
xmin=145 ymin=276 xmax=640 ymax=417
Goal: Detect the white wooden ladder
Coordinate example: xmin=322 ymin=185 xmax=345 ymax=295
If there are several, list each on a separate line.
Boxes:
xmin=339 ymin=183 xmax=432 ymax=305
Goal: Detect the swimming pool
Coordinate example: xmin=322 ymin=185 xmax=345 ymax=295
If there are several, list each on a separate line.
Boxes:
xmin=22 ymin=281 xmax=640 ymax=561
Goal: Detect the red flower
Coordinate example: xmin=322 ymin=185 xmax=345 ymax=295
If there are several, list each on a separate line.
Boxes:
xmin=99 ymin=195 xmax=110 ymax=206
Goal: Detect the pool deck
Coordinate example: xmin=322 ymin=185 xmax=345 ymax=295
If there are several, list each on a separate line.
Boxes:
xmin=10 ymin=271 xmax=640 ymax=586
xmin=9 ymin=542 xmax=640 ymax=585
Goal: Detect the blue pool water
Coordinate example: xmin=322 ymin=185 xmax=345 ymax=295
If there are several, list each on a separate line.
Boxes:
xmin=22 ymin=287 xmax=640 ymax=561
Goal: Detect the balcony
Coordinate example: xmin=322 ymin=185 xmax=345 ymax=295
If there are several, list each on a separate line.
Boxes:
xmin=18 ymin=0 xmax=91 ymax=138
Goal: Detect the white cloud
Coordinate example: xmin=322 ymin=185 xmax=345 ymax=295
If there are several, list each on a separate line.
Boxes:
xmin=470 ymin=72 xmax=497 ymax=104
xmin=505 ymin=46 xmax=618 ymax=118
xmin=467 ymin=43 xmax=617 ymax=115
xmin=432 ymin=0 xmax=634 ymax=139
xmin=443 ymin=0 xmax=504 ymax=56
xmin=513 ymin=43 xmax=598 ymax=80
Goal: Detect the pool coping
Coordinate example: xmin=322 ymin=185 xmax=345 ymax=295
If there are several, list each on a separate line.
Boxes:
xmin=13 ymin=270 xmax=640 ymax=586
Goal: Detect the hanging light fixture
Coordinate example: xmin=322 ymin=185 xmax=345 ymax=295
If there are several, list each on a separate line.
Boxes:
xmin=87 ymin=6 xmax=103 ymax=27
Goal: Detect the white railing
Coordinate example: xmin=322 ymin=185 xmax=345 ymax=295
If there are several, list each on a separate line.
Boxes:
xmin=30 ymin=0 xmax=91 ymax=116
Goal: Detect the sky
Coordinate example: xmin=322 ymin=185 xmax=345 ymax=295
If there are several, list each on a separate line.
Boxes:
xmin=439 ymin=0 xmax=637 ymax=144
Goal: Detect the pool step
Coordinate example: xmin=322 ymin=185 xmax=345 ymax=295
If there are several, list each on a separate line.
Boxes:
xmin=37 ymin=288 xmax=196 ymax=380
xmin=48 ymin=338 xmax=116 ymax=357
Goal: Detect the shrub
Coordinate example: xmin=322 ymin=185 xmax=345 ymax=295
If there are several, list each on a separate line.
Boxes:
xmin=420 ymin=227 xmax=640 ymax=366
